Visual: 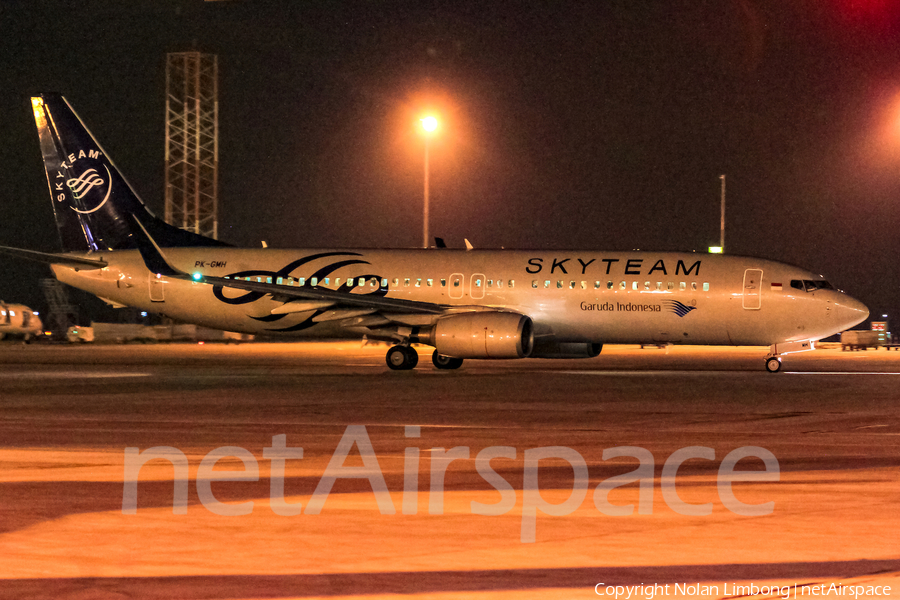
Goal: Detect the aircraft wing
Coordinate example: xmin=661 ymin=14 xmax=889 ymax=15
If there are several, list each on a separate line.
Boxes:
xmin=0 ymin=245 xmax=108 ymax=269
xmin=129 ymin=215 xmax=446 ymax=316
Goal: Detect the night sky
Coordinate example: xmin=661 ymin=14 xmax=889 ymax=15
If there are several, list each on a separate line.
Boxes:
xmin=2 ymin=1 xmax=900 ymax=325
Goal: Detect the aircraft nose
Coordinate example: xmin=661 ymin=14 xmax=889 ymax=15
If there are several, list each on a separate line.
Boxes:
xmin=835 ymin=294 xmax=869 ymax=330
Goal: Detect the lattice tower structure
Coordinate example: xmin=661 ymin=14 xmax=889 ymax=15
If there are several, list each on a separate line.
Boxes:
xmin=164 ymin=52 xmax=219 ymax=239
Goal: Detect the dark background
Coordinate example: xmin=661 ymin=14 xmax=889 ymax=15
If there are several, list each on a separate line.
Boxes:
xmin=2 ymin=0 xmax=899 ymax=324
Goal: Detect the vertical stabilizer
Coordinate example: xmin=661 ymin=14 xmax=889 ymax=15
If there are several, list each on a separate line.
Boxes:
xmin=32 ymin=94 xmax=228 ymax=252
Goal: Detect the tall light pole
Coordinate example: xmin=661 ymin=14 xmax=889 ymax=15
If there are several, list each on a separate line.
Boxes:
xmin=420 ymin=116 xmax=438 ymax=249
xmin=719 ymin=174 xmax=726 ymax=252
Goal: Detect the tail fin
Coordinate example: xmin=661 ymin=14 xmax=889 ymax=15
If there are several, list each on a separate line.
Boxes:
xmin=31 ymin=94 xmax=228 ymax=252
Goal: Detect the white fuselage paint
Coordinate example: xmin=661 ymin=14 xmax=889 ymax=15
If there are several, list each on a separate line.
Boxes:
xmin=0 ymin=303 xmax=43 ymax=339
xmin=53 ymin=248 xmax=869 ymax=347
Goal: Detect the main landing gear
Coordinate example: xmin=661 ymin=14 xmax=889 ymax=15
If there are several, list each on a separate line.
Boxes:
xmin=385 ymin=346 xmax=465 ymax=370
xmin=432 ymin=350 xmax=464 ymax=370
xmin=765 ymin=356 xmax=782 ymax=373
xmin=386 ymin=345 xmax=418 ymax=370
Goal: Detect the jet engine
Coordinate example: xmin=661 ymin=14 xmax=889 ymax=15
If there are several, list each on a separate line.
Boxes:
xmin=425 ymin=312 xmax=533 ymax=359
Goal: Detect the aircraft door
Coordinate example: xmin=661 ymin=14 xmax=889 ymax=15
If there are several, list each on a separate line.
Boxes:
xmin=149 ymin=273 xmax=165 ymax=302
xmin=742 ymin=269 xmax=763 ymax=310
xmin=470 ymin=273 xmax=485 ymax=299
xmin=449 ymin=273 xmax=464 ymax=299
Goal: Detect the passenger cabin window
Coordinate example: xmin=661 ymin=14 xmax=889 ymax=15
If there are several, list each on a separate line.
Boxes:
xmin=532 ymin=280 xmax=538 ymax=289
xmin=632 ymin=282 xmax=638 ymax=290
xmin=453 ymin=279 xmax=460 ymax=287
xmin=310 ymin=277 xmax=318 ymax=286
xmin=427 ymin=279 xmax=433 ymax=287
xmin=679 ymin=282 xmax=686 ymax=291
xmin=557 ymin=280 xmax=563 ymax=289
xmin=545 ymin=281 xmax=551 ymax=289
xmin=392 ymin=278 xmax=399 ymax=287
xmin=440 ymin=279 xmax=446 ymax=287
xmin=619 ymin=281 xmax=626 ymax=290
xmin=691 ymin=282 xmax=697 ymax=291
xmin=509 ymin=280 xmax=515 ymax=288
xmin=404 ymin=278 xmax=410 ymax=287
xmin=703 ymin=282 xmax=709 ymax=292
xmin=415 ymin=278 xmax=421 ymax=287
xmin=667 ymin=282 xmax=674 ymax=290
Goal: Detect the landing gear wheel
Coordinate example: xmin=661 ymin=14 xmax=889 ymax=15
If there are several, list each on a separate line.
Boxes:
xmin=432 ymin=350 xmax=464 ymax=370
xmin=386 ymin=345 xmax=418 ymax=370
xmin=765 ymin=357 xmax=782 ymax=373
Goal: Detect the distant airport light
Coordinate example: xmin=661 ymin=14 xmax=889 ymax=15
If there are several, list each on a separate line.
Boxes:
xmin=708 ymin=246 xmax=723 ymax=254
xmin=421 ymin=116 xmax=438 ymax=133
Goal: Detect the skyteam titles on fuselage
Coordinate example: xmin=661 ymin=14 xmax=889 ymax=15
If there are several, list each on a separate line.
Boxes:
xmin=525 ymin=257 xmax=701 ymax=276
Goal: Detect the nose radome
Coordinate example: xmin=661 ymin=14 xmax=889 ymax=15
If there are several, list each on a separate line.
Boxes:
xmin=835 ymin=295 xmax=869 ymax=330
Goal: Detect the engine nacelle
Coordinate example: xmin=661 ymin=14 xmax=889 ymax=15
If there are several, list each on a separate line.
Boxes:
xmin=530 ymin=340 xmax=603 ymax=359
xmin=430 ymin=312 xmax=533 ymax=359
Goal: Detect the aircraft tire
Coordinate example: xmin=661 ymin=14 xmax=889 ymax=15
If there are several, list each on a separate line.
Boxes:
xmin=432 ymin=350 xmax=463 ymax=370
xmin=405 ymin=346 xmax=419 ymax=369
xmin=387 ymin=345 xmax=417 ymax=370
xmin=765 ymin=357 xmax=782 ymax=373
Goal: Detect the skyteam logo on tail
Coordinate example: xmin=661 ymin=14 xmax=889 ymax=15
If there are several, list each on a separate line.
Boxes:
xmin=67 ymin=168 xmax=105 ymax=199
xmin=56 ymin=150 xmax=112 ymax=214
xmin=664 ymin=299 xmax=697 ymax=317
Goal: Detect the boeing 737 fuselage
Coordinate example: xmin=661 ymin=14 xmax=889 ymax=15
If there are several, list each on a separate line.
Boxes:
xmin=0 ymin=94 xmax=869 ymax=372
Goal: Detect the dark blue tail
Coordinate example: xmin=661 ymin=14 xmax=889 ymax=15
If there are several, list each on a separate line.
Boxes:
xmin=32 ymin=94 xmax=228 ymax=253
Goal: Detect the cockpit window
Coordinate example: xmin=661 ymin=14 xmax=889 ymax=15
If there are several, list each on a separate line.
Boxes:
xmin=792 ymin=279 xmax=834 ymax=292
xmin=804 ymin=280 xmax=833 ymax=291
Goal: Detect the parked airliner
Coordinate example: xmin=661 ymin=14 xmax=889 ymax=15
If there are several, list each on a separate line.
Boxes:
xmin=0 ymin=94 xmax=868 ymax=371
xmin=0 ymin=302 xmax=42 ymax=342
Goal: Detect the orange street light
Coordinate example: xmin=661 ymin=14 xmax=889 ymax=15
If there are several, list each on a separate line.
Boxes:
xmin=420 ymin=116 xmax=438 ymax=248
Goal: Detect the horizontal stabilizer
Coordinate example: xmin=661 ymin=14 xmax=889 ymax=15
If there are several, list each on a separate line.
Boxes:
xmin=0 ymin=244 xmax=107 ymax=269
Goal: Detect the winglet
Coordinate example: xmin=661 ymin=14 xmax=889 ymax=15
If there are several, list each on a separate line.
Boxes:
xmin=127 ymin=214 xmax=185 ymax=278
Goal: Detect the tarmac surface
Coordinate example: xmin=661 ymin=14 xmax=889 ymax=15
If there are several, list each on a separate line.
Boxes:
xmin=0 ymin=341 xmax=898 ymax=599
